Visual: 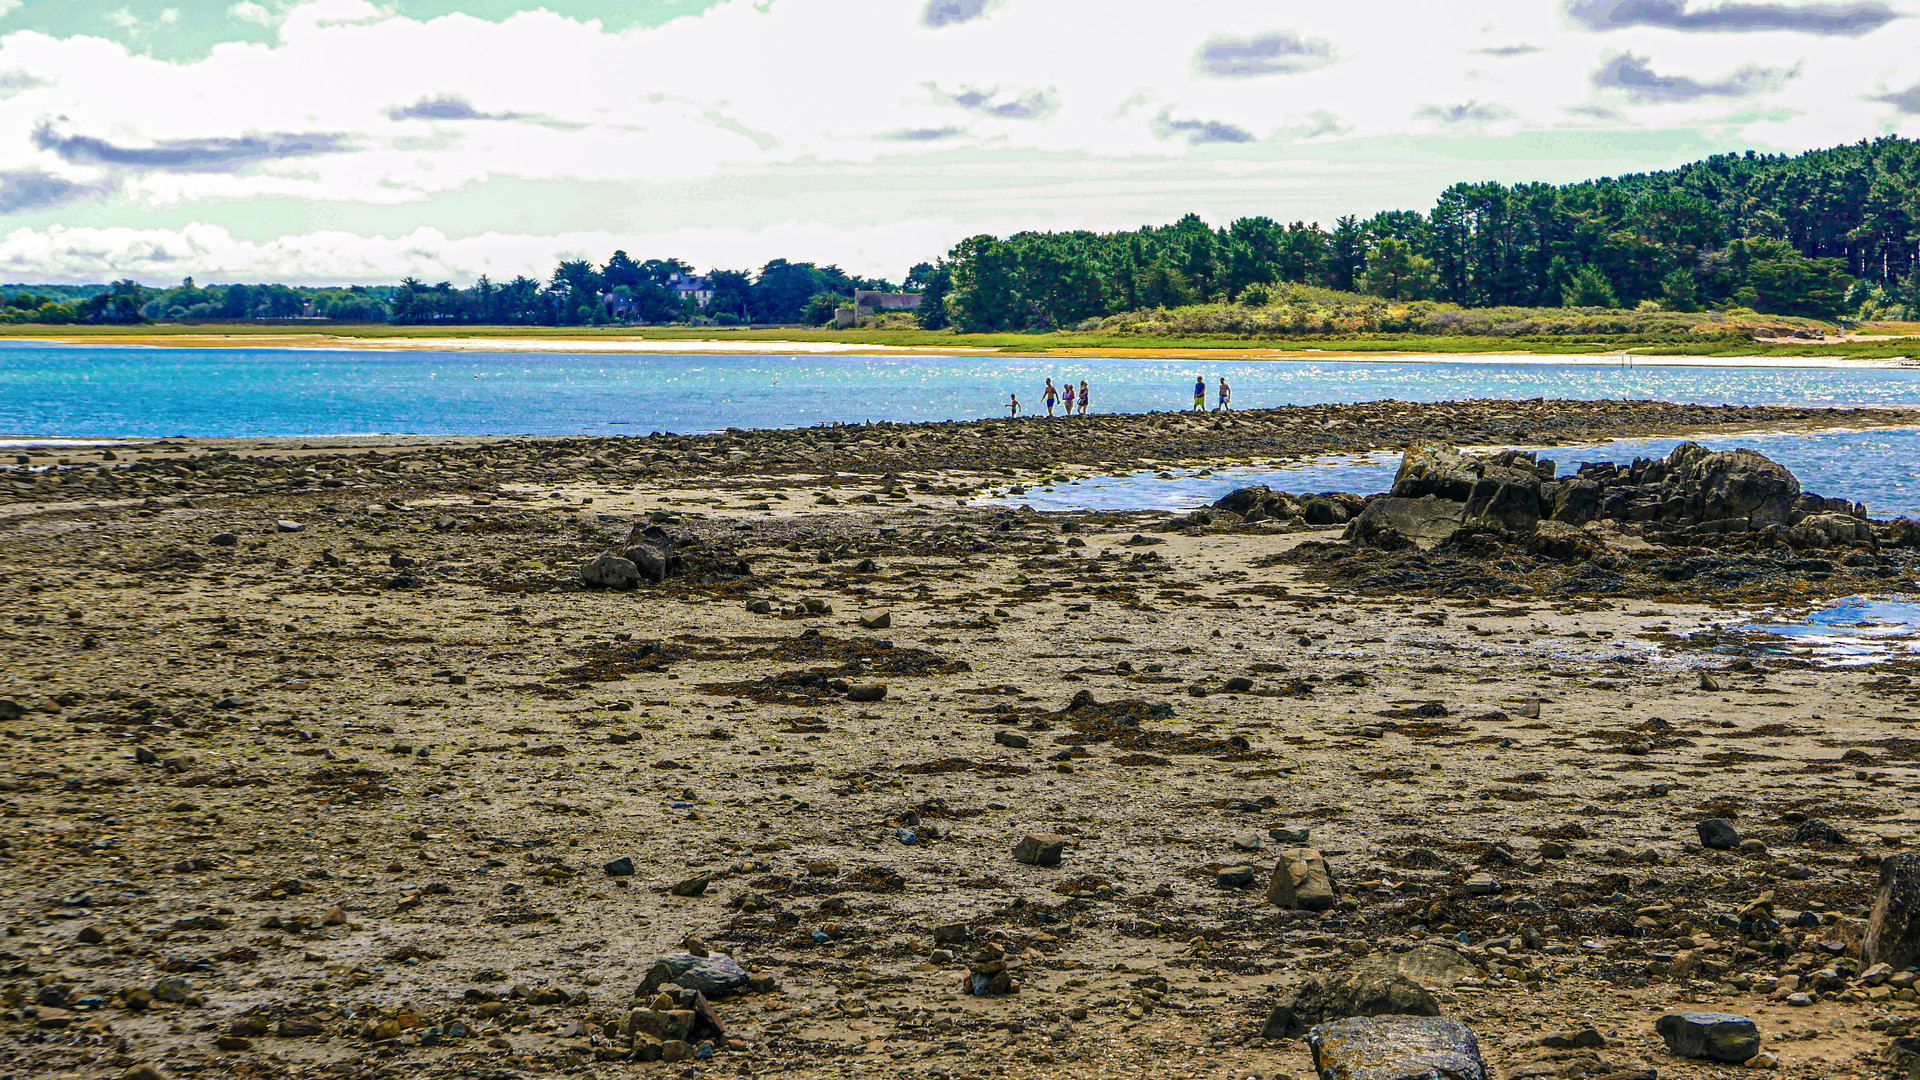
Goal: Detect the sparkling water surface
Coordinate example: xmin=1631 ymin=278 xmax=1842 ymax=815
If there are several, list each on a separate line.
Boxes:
xmin=990 ymin=428 xmax=1920 ymax=518
xmin=5 ymin=340 xmax=1920 ymax=438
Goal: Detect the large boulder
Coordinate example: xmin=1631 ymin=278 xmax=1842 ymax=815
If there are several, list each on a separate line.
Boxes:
xmin=1307 ymin=1016 xmax=1485 ymax=1080
xmin=1261 ymin=969 xmax=1440 ymax=1040
xmin=581 ymin=552 xmax=641 ymax=590
xmin=1669 ymin=444 xmax=1800 ymax=527
xmin=1865 ymin=852 xmax=1920 ymax=970
xmin=1346 ymin=496 xmax=1469 ymax=550
xmin=1375 ymin=945 xmax=1479 ymax=990
xmin=639 ymin=952 xmax=749 ymax=996
xmin=1655 ymin=1012 xmax=1760 ymax=1062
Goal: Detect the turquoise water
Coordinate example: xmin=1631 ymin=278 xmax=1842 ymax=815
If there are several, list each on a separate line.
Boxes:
xmin=4 ymin=341 xmax=1920 ymax=438
xmin=988 ymin=428 xmax=1920 ymax=518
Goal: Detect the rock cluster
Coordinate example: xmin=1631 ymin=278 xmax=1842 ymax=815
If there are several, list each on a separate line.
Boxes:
xmin=1333 ymin=441 xmax=1881 ymax=555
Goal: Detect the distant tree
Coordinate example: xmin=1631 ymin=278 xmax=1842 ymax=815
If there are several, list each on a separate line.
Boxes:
xmin=912 ymin=261 xmax=952 ymax=330
xmin=803 ymin=292 xmax=850 ymax=326
xmin=1561 ymin=264 xmax=1618 ymax=308
xmin=1357 ymin=239 xmax=1437 ymax=300
xmin=548 ymin=260 xmax=603 ymax=325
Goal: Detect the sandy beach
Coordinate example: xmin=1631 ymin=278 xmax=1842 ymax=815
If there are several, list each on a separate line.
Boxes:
xmin=15 ymin=332 xmax=1917 ymax=368
xmin=4 ymin=400 xmax=1919 ymax=1080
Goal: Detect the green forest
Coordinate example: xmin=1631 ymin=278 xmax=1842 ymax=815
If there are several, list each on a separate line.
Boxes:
xmin=8 ymin=135 xmax=1919 ymax=333
xmin=919 ymin=136 xmax=1920 ymax=333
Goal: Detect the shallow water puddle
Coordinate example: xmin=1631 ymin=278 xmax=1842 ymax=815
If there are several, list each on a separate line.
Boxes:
xmin=1744 ymin=595 xmax=1920 ymax=665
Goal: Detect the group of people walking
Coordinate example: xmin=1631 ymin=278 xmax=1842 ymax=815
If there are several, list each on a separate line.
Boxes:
xmin=1006 ymin=373 xmax=1232 ymax=417
xmin=1010 ymin=378 xmax=1091 ymax=417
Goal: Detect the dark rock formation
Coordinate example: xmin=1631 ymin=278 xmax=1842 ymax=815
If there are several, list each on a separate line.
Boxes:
xmin=1343 ymin=441 xmax=1873 ymax=555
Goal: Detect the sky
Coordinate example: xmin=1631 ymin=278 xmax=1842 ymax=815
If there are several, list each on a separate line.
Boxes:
xmin=0 ymin=0 xmax=1916 ymax=285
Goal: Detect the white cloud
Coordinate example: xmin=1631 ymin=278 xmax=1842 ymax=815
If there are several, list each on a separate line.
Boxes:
xmin=0 ymin=0 xmax=1914 ymax=280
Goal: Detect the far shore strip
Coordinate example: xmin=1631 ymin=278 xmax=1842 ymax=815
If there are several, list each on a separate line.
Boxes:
xmin=28 ymin=333 xmax=1920 ymax=368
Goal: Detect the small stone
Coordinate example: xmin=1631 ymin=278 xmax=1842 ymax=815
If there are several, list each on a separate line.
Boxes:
xmin=76 ymin=924 xmax=107 ymax=944
xmin=276 ymin=520 xmax=304 ymax=532
xmin=994 ymin=731 xmax=1029 ymax=749
xmin=1463 ymin=873 xmax=1499 ymax=896
xmin=210 ymin=532 xmax=237 ymax=546
xmin=123 ymin=1065 xmax=166 ymax=1080
xmin=605 ymin=856 xmax=635 ymax=877
xmin=1698 ymin=818 xmax=1742 ymax=850
xmin=846 ymin=683 xmax=887 ymax=703
xmin=857 ymin=610 xmax=892 ymax=629
xmin=213 ymin=1035 xmax=252 ymax=1051
xmin=1268 ymin=847 xmax=1337 ymax=911
xmin=745 ymin=600 xmax=772 ymax=614
xmin=1013 ymin=833 xmax=1068 ymax=867
xmin=1217 ymin=865 xmax=1257 ymax=888
xmin=1223 ymin=676 xmax=1255 ymax=693
xmin=1655 ymin=1012 xmax=1761 ymax=1062
xmin=670 ymin=874 xmax=710 ymax=897
xmin=1232 ymin=832 xmax=1265 ymax=852
xmin=1537 ymin=1028 xmax=1607 ymax=1049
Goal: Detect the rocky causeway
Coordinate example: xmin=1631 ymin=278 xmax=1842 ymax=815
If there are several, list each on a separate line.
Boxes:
xmin=3 ymin=397 xmax=1920 ymax=1080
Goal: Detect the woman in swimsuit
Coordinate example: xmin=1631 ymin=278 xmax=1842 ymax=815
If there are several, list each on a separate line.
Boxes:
xmin=1077 ymin=380 xmax=1089 ymax=415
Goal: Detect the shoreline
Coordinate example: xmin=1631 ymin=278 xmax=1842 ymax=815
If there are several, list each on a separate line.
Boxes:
xmin=8 ymin=331 xmax=1917 ymax=367
xmin=4 ymin=402 xmax=1918 ymax=454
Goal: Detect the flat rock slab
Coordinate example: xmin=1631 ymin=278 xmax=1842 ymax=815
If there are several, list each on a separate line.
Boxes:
xmin=1307 ymin=1015 xmax=1485 ymax=1080
xmin=1655 ymin=1011 xmax=1760 ymax=1062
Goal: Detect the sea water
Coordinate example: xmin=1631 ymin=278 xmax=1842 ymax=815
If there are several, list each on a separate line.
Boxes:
xmin=990 ymin=428 xmax=1920 ymax=518
xmin=5 ymin=340 xmax=1920 ymax=439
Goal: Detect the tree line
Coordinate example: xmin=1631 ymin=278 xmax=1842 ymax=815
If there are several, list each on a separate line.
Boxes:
xmin=917 ymin=135 xmax=1920 ymax=331
xmin=8 ymin=135 xmax=1917 ymax=330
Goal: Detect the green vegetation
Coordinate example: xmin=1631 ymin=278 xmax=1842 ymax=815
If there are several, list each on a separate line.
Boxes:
xmin=1089 ymin=283 xmax=1835 ymax=343
xmin=924 ymin=137 xmax=1920 ymax=332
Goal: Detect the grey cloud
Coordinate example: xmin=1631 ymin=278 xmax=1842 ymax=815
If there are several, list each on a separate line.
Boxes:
xmin=0 ymin=70 xmax=47 ymax=95
xmin=1591 ymin=51 xmax=1798 ymax=102
xmin=31 ymin=121 xmax=352 ymax=172
xmin=876 ymin=126 xmax=967 ymax=141
xmin=1565 ymin=101 xmax=1629 ymax=119
xmin=1566 ymin=0 xmax=1899 ymax=35
xmin=0 ymin=169 xmax=103 ymax=213
xmin=922 ymin=0 xmax=993 ymax=27
xmin=385 ymin=93 xmax=584 ymax=131
xmin=1286 ymin=110 xmax=1351 ymax=139
xmin=386 ymin=94 xmax=510 ymax=122
xmin=1150 ymin=108 xmax=1255 ymax=145
xmin=1472 ymin=43 xmax=1545 ymax=56
xmin=932 ymin=84 xmax=1058 ymax=120
xmin=1194 ymin=31 xmax=1338 ymax=78
xmin=1873 ymin=82 xmax=1920 ymax=113
xmin=1413 ymin=100 xmax=1519 ymax=124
